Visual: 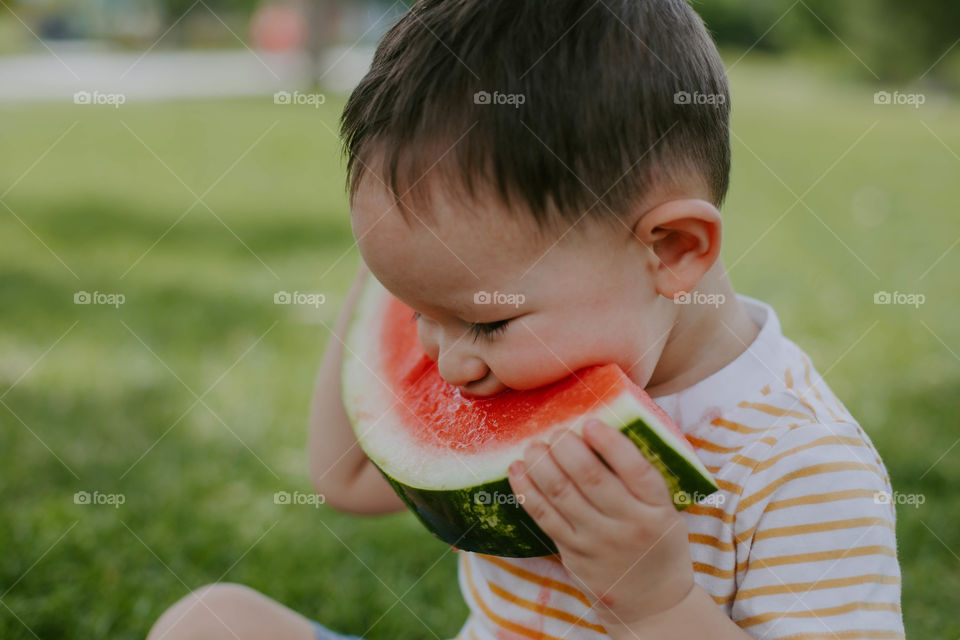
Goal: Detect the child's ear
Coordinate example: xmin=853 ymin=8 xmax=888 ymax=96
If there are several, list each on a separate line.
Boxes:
xmin=631 ymin=198 xmax=722 ymax=299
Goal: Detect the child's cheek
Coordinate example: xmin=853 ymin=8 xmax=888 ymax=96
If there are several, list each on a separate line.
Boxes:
xmin=491 ymin=344 xmax=578 ymax=391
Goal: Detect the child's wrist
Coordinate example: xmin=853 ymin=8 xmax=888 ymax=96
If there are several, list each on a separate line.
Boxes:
xmin=591 ymin=568 xmax=695 ymax=633
xmin=598 ymin=582 xmax=701 ymax=640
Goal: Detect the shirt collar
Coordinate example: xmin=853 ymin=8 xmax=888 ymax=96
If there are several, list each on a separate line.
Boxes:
xmin=651 ymin=294 xmax=785 ymax=434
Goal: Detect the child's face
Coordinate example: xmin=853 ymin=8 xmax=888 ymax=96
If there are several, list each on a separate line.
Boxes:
xmin=352 ymin=171 xmax=679 ymax=398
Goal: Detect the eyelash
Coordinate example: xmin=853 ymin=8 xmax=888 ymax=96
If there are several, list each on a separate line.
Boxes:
xmin=468 ymin=319 xmax=510 ymax=342
xmin=411 ymin=311 xmax=510 ymax=342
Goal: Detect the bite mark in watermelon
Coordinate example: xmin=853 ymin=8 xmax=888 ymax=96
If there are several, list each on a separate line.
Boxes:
xmin=341 ymin=275 xmax=718 ymax=557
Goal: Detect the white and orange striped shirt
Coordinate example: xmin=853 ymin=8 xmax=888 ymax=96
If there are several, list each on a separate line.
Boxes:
xmin=453 ymin=294 xmax=904 ymax=640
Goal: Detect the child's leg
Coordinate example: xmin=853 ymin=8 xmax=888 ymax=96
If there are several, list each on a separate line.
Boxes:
xmin=147 ymin=582 xmax=357 ymax=640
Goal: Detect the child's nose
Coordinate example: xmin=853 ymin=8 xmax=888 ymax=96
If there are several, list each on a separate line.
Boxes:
xmin=458 ymin=372 xmax=507 ymax=398
xmin=437 ymin=350 xmax=488 ymax=389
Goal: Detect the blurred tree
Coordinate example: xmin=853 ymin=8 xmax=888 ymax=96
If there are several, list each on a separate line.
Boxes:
xmin=842 ymin=0 xmax=960 ymax=82
xmin=693 ymin=0 xmax=958 ymax=84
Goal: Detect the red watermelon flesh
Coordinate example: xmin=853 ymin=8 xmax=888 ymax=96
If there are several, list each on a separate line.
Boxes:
xmin=381 ymin=293 xmax=690 ymax=454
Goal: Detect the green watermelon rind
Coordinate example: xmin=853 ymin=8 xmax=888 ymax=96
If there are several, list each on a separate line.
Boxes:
xmin=378 ymin=415 xmax=719 ymax=558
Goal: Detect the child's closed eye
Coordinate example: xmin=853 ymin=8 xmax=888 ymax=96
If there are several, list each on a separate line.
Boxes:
xmin=467 ymin=319 xmax=510 ymax=342
xmin=412 ymin=311 xmax=510 ymax=342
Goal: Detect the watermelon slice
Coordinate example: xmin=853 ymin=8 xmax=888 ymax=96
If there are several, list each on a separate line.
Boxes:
xmin=341 ymin=275 xmax=717 ymax=557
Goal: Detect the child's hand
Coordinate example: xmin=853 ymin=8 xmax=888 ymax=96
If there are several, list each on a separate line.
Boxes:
xmin=507 ymin=418 xmax=695 ymax=630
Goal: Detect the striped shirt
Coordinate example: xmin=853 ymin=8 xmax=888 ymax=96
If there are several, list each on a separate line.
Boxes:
xmin=453 ymin=294 xmax=904 ymax=640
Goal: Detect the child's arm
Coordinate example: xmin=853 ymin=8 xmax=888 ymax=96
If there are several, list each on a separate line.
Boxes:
xmin=307 ymin=262 xmax=406 ymax=515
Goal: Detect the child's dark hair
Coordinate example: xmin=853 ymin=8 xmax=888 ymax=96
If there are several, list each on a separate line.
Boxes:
xmin=340 ymin=0 xmax=730 ymax=235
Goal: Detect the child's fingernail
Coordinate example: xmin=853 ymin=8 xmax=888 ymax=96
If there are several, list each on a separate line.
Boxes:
xmin=509 ymin=461 xmax=523 ymax=475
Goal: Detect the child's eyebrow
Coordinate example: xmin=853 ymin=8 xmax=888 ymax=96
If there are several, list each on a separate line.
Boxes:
xmin=411 ymin=308 xmax=507 ymax=324
xmin=402 ymin=290 xmax=485 ymax=319
xmin=405 ymin=298 xmax=471 ymax=320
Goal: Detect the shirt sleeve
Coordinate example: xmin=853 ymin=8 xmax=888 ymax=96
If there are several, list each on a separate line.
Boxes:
xmin=729 ymin=421 xmax=905 ymax=639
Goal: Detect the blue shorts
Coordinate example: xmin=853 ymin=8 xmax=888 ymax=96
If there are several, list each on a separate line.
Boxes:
xmin=311 ymin=619 xmax=364 ymax=640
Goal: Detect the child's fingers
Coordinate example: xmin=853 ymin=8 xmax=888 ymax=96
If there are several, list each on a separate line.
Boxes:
xmin=520 ymin=441 xmax=597 ymax=524
xmin=545 ymin=428 xmax=634 ymax=518
xmin=507 ymin=459 xmax=575 ymax=544
xmin=581 ymin=419 xmax=674 ymax=507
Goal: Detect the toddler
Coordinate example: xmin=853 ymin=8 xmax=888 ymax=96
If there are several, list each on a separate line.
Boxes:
xmin=148 ymin=0 xmax=904 ymax=638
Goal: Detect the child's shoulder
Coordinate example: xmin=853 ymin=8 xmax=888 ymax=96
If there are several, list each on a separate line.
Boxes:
xmin=719 ymin=382 xmax=886 ymax=478
xmin=732 ymin=412 xmax=892 ymax=505
xmin=685 ymin=333 xmax=894 ymax=517
xmin=701 ymin=381 xmax=896 ymax=536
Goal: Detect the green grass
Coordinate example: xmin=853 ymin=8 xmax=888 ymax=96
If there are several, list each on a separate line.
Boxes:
xmin=1 ymin=57 xmax=958 ymax=638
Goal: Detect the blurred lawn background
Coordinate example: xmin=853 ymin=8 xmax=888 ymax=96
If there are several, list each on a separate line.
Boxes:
xmin=2 ymin=15 xmax=960 ymax=640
